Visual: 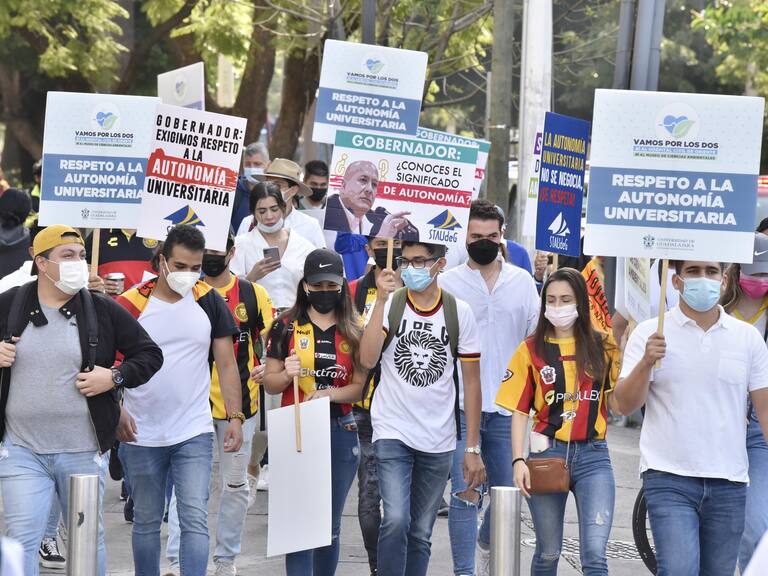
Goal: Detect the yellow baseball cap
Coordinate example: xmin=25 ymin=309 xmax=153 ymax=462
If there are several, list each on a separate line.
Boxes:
xmin=32 ymin=225 xmax=84 ymax=257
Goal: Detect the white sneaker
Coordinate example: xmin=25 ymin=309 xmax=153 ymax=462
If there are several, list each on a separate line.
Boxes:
xmin=214 ymin=561 xmax=237 ymax=575
xmin=476 ymin=541 xmax=490 ymax=576
xmin=247 ymin=473 xmax=258 ymax=509
xmin=257 ymin=465 xmax=269 ymax=491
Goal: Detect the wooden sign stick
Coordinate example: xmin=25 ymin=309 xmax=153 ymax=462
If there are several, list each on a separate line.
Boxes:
xmin=90 ymin=228 xmax=101 ymax=277
xmin=655 ymin=259 xmax=669 ymax=369
xmin=293 ymin=375 xmax=302 ymax=453
xmin=386 ymin=237 xmax=394 ymax=270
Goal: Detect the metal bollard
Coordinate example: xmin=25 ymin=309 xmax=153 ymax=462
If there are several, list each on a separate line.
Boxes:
xmin=490 ymin=486 xmax=522 ymax=576
xmin=67 ymin=474 xmax=100 ymax=576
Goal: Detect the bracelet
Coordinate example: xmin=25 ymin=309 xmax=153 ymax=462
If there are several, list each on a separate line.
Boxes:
xmin=512 ymin=457 xmax=526 ymax=466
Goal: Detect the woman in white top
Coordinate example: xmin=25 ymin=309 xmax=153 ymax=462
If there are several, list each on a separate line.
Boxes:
xmin=231 ymin=182 xmax=314 ymax=310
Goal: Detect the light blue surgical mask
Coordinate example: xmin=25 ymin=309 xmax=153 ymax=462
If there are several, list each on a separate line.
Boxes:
xmin=243 ymin=166 xmax=264 ymax=184
xmin=681 ymin=277 xmax=721 ymax=312
xmin=401 ymin=264 xmax=436 ymax=292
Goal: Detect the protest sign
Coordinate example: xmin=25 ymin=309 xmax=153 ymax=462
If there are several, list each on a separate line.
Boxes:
xmin=581 ymin=258 xmax=612 ymax=333
xmin=157 ymin=62 xmax=205 ymax=110
xmin=535 ymin=112 xmax=590 ymax=257
xmin=324 ymin=130 xmax=478 ymax=250
xmin=136 ymin=104 xmax=246 ymax=251
xmin=313 ymin=40 xmax=428 ymax=144
xmin=522 ymin=128 xmax=544 ymax=238
xmin=39 ymin=92 xmax=159 ymax=229
xmin=584 ymin=89 xmax=765 ymax=263
xmin=416 ymin=127 xmax=490 ymax=198
xmin=624 ymin=257 xmax=651 ymax=322
xmin=267 ymin=398 xmax=332 ymax=557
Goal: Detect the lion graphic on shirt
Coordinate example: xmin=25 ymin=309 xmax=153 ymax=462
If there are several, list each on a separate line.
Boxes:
xmin=394 ymin=330 xmax=448 ymax=388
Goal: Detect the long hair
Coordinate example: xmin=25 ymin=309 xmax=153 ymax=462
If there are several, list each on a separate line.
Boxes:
xmin=533 ymin=267 xmax=605 ymax=379
xmin=277 ymin=279 xmax=363 ymax=369
xmin=720 ymin=262 xmax=743 ymax=314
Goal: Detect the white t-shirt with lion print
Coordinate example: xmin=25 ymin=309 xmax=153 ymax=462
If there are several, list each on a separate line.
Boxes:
xmin=370 ymin=289 xmax=481 ymax=453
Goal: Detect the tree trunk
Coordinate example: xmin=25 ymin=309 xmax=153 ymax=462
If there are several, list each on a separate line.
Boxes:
xmin=269 ymin=45 xmax=320 ymax=159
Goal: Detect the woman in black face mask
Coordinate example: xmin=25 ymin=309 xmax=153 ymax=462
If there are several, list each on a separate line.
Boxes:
xmin=264 ymin=248 xmax=366 ymax=576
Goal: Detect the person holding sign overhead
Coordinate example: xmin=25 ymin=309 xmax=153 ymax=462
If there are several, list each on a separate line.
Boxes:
xmin=264 ymin=248 xmax=366 ymax=576
xmin=616 ymin=259 xmax=768 ymax=576
xmin=496 ymin=267 xmax=622 ymax=576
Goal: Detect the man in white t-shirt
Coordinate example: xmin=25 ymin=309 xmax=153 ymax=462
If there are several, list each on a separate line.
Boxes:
xmin=615 ymin=259 xmax=768 ymax=576
xmin=236 ymin=158 xmax=327 ymax=248
xmin=116 ymin=225 xmax=245 ymax=576
xmin=360 ymin=241 xmax=486 ymax=576
xmin=439 ymin=200 xmax=539 ymax=576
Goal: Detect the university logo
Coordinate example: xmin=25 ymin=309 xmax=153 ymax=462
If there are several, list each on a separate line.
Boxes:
xmin=643 ymin=234 xmax=655 ymax=250
xmin=427 ymin=210 xmax=462 ymax=231
xmin=548 ymin=213 xmax=570 ymax=237
xmin=540 ymin=365 xmax=557 ymax=386
xmin=164 ymin=205 xmax=205 ymax=228
xmin=81 ymin=208 xmax=90 ymax=219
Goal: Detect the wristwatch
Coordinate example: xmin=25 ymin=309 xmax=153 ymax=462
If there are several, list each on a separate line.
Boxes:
xmin=464 ymin=445 xmax=481 ymax=455
xmin=228 ymin=411 xmax=246 ymax=424
xmin=111 ymin=368 xmax=124 ymax=389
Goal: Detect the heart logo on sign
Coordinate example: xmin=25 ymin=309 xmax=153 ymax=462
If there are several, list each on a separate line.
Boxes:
xmin=365 ymin=58 xmax=384 ymax=74
xmin=661 ymin=114 xmax=695 ymax=138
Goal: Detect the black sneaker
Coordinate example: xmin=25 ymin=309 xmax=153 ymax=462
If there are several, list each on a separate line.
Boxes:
xmin=437 ymin=497 xmax=449 ymax=517
xmin=124 ymin=497 xmax=134 ymax=523
xmin=39 ymin=537 xmax=66 ymax=570
xmin=120 ymin=480 xmax=128 ymax=501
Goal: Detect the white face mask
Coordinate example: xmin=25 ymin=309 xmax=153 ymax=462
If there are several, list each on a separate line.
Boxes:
xmin=163 ymin=260 xmax=199 ymax=297
xmin=544 ymin=303 xmax=579 ymax=330
xmin=257 ymin=217 xmax=284 ymax=234
xmin=243 ymin=166 xmax=264 ymax=184
xmin=47 ymin=259 xmax=89 ymax=295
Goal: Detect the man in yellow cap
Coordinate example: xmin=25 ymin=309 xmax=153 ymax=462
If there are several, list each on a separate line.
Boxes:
xmin=0 ymin=224 xmax=163 ymax=576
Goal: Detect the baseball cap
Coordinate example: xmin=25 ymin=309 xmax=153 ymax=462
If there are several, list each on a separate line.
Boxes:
xmin=32 ymin=225 xmax=84 ymax=257
xmin=742 ymin=233 xmax=768 ymax=275
xmin=0 ymin=188 xmax=32 ymax=224
xmin=304 ymin=249 xmax=344 ymax=285
xmin=257 ymin=158 xmax=312 ymax=196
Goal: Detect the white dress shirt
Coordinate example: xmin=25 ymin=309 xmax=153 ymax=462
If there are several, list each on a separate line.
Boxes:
xmin=237 ymin=208 xmax=327 ymax=249
xmin=230 ymin=228 xmax=315 ymax=309
xmin=621 ymin=306 xmax=768 ymax=482
xmin=439 ymin=259 xmax=540 ymax=414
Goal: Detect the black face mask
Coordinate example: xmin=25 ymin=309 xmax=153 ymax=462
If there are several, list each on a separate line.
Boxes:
xmin=309 ymin=187 xmax=328 ymax=202
xmin=467 ymin=239 xmax=499 ymax=266
xmin=306 ymin=289 xmax=342 ymax=314
xmin=373 ymin=247 xmax=402 ymax=270
xmin=201 ymin=254 xmax=229 ymax=277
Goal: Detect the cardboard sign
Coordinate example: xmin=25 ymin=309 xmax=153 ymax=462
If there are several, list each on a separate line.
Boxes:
xmin=535 ymin=112 xmax=590 ymax=257
xmin=39 ymin=92 xmax=159 ymax=228
xmin=416 ymin=127 xmax=490 ymax=198
xmin=581 ymin=258 xmax=612 ymax=333
xmin=624 ymin=257 xmax=651 ymax=322
xmin=267 ymin=398 xmax=332 ymax=557
xmin=323 ymin=130 xmax=478 ymax=250
xmin=522 ymin=128 xmax=544 ymax=238
xmin=584 ymin=89 xmax=765 ymax=262
xmin=158 ymin=62 xmax=205 ymax=110
xmin=313 ymin=40 xmax=428 ymax=144
xmin=136 ymin=104 xmax=246 ymax=251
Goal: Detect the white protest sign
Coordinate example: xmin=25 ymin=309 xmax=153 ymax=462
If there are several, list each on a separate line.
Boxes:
xmin=158 ymin=62 xmax=205 ymax=110
xmin=39 ymin=92 xmax=159 ymax=229
xmin=522 ymin=127 xmax=544 ymax=238
xmin=584 ymin=89 xmax=765 ymax=262
xmin=416 ymin=127 xmax=490 ymax=198
xmin=267 ymin=398 xmax=332 ymax=557
xmin=137 ymin=104 xmax=246 ymax=251
xmin=624 ymin=257 xmax=651 ymax=322
xmin=313 ymin=40 xmax=428 ymax=144
xmin=324 ymin=130 xmax=478 ymax=249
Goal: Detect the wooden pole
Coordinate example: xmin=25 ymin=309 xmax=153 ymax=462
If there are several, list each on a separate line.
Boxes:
xmin=293 ymin=375 xmax=302 ymax=452
xmin=89 ymin=229 xmax=101 ymax=276
xmin=552 ymin=252 xmax=558 ymax=272
xmin=655 ymin=258 xmax=668 ymax=368
xmin=386 ymin=237 xmax=394 ymax=270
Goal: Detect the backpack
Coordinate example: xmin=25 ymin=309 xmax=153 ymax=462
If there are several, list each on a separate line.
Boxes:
xmin=236 ymin=277 xmax=264 ymax=359
xmin=379 ymin=287 xmax=463 ymax=439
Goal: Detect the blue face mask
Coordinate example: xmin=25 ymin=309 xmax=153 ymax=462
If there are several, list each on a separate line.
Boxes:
xmin=681 ymin=277 xmax=721 ymax=312
xmin=401 ymin=264 xmax=435 ymax=292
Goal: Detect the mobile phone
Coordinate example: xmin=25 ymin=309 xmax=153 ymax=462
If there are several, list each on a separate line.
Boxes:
xmin=264 ymin=246 xmax=280 ymax=263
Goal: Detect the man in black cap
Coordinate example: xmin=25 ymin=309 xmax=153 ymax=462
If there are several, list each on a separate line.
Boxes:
xmin=0 ymin=188 xmax=32 ymax=280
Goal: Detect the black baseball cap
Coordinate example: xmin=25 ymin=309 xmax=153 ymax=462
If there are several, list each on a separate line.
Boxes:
xmin=304 ymin=248 xmax=344 ymax=285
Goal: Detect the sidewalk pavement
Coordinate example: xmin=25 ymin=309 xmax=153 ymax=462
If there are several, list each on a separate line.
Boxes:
xmin=26 ymin=424 xmax=646 ymax=575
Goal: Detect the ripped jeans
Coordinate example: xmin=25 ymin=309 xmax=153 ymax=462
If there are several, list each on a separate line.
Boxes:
xmin=527 ymin=439 xmax=615 ymax=576
xmin=286 ymin=414 xmax=359 ymax=575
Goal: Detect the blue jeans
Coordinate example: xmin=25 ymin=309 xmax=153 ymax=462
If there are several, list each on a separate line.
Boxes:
xmin=375 ymin=438 xmax=453 ymax=576
xmin=286 ymin=416 xmax=360 ymax=575
xmin=449 ymin=411 xmax=512 ymax=575
xmin=45 ymin=494 xmax=61 ymax=539
xmin=120 ymin=433 xmax=213 ymax=576
xmin=354 ymin=407 xmax=380 ymax=572
xmin=740 ymin=408 xmax=768 ymax=572
xmin=527 ymin=439 xmax=615 ymax=576
xmin=643 ymin=469 xmax=746 ymax=576
xmin=0 ymin=444 xmax=107 ymax=576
